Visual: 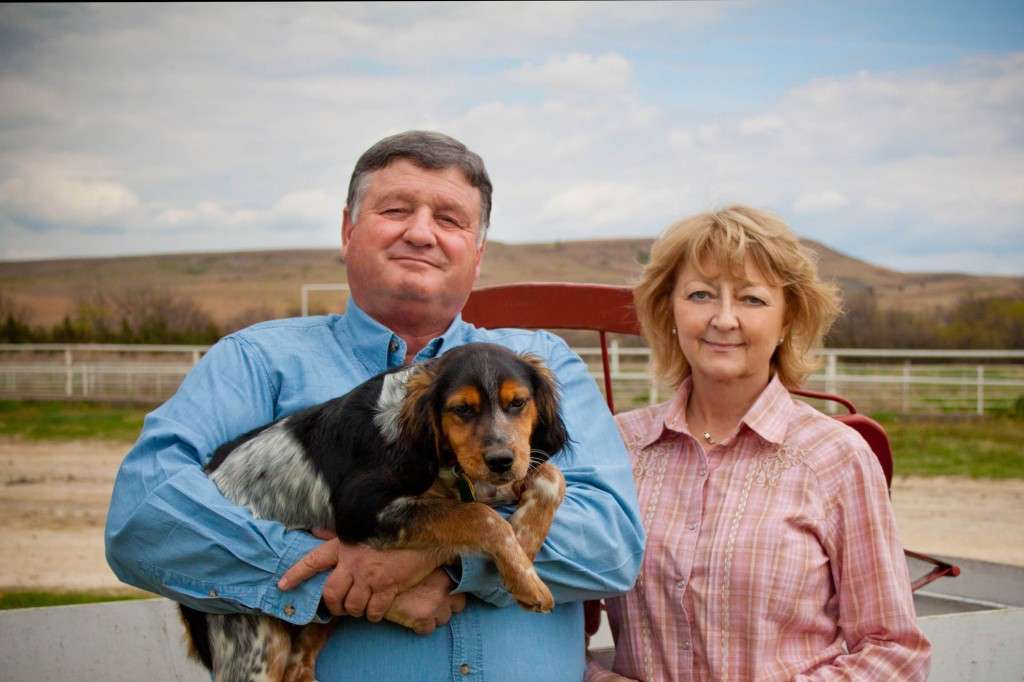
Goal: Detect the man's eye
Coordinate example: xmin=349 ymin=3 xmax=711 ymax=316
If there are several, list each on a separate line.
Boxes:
xmin=437 ymin=215 xmax=463 ymax=229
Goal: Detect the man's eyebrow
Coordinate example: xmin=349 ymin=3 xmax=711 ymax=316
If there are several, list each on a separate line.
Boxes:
xmin=374 ymin=190 xmax=471 ymax=218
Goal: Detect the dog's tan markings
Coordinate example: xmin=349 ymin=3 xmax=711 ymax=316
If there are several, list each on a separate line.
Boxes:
xmin=509 ymin=462 xmax=566 ymax=561
xmin=282 ymin=622 xmax=337 ymax=682
xmin=500 ymin=379 xmax=537 ymax=470
xmin=442 ymin=386 xmax=489 ymax=478
xmin=401 ymin=501 xmax=554 ymax=612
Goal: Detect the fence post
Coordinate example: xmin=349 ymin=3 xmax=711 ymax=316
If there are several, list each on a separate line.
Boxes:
xmin=825 ymin=352 xmax=838 ymax=414
xmin=977 ymin=365 xmax=984 ymax=416
xmin=191 ymin=349 xmax=200 ymax=365
xmin=64 ymin=348 xmax=73 ymax=397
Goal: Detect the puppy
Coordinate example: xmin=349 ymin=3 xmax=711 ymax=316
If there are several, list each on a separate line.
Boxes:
xmin=179 ymin=342 xmax=569 ymax=682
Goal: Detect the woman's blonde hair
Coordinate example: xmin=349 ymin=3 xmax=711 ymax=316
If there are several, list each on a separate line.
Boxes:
xmin=634 ymin=205 xmax=842 ymax=389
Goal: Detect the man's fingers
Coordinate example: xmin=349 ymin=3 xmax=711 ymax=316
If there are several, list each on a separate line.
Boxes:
xmin=321 ymin=567 xmax=354 ymax=616
xmin=278 ymin=538 xmax=340 ymax=591
xmin=449 ymin=593 xmax=467 ymax=614
xmin=364 ymin=587 xmax=398 ymax=623
xmin=344 ymin=581 xmax=372 ymax=617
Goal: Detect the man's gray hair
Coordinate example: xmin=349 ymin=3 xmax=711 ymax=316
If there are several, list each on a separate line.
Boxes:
xmin=346 ymin=131 xmax=493 ymax=243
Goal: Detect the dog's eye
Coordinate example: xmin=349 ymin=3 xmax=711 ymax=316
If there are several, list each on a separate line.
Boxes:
xmin=506 ymin=397 xmax=528 ymax=412
xmin=450 ymin=404 xmax=476 ymax=419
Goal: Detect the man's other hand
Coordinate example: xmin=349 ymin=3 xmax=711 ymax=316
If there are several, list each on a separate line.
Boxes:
xmin=278 ymin=529 xmax=440 ymax=621
xmin=385 ymin=568 xmax=466 ymax=635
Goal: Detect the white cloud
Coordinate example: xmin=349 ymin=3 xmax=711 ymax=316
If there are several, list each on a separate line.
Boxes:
xmin=0 ymin=167 xmax=139 ymax=227
xmin=506 ymin=52 xmax=633 ymax=93
xmin=738 ymin=114 xmax=785 ymax=137
xmin=794 ymin=190 xmax=850 ymax=214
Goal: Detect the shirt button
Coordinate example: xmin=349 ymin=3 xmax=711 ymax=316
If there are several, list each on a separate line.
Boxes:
xmin=676 ymin=579 xmax=686 ymax=589
xmin=682 ymin=640 xmax=691 ymax=650
xmin=459 ymin=663 xmax=472 ymax=676
xmin=388 ymin=339 xmax=399 ymax=353
xmin=207 ymin=589 xmax=218 ymax=598
xmin=283 ymin=604 xmax=296 ymax=616
xmin=688 ymin=522 xmax=698 ymax=531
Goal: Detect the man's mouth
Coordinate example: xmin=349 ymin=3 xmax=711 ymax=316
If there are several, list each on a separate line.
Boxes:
xmin=390 ymin=255 xmax=441 ymax=268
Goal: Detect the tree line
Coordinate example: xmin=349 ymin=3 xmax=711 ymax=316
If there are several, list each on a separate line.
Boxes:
xmin=2 ymin=288 xmax=1023 ymax=349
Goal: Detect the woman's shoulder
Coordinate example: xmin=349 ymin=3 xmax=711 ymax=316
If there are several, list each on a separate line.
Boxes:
xmin=613 ymin=401 xmax=673 ymax=450
xmin=783 ymin=399 xmax=880 ymax=480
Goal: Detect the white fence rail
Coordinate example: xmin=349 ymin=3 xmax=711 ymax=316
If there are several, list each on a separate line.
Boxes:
xmin=2 ymin=343 xmax=1023 ymax=415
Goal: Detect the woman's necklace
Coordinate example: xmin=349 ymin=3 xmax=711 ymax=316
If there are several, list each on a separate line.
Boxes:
xmin=702 ymin=431 xmax=717 ymax=445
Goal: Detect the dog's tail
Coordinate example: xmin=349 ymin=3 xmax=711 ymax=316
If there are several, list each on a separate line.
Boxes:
xmin=179 ymin=604 xmax=214 ymax=671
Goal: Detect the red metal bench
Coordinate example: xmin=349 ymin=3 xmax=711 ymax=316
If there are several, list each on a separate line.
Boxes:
xmin=463 ymin=282 xmax=959 ymax=633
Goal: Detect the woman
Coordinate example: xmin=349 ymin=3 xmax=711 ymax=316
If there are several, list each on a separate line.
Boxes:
xmin=587 ymin=206 xmax=930 ymax=680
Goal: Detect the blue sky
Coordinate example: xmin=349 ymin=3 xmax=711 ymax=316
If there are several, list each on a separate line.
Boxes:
xmin=1 ymin=2 xmax=1022 ymax=275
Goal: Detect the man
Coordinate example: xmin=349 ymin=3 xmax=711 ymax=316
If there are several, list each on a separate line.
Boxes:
xmin=105 ymin=131 xmax=644 ymax=681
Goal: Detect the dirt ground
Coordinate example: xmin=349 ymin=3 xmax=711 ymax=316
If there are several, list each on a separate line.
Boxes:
xmin=1 ymin=438 xmax=1022 ymax=592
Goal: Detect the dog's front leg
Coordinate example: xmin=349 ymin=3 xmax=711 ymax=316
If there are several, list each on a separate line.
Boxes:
xmin=375 ymin=497 xmax=554 ymax=612
xmin=509 ymin=462 xmax=566 ymax=561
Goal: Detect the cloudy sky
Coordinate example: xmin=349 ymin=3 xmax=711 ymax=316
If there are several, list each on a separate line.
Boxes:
xmin=1 ymin=2 xmax=1022 ymax=274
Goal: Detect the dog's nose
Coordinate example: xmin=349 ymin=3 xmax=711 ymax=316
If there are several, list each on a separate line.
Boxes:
xmin=484 ymin=451 xmax=514 ymax=473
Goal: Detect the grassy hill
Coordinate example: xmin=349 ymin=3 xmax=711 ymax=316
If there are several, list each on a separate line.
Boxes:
xmin=1 ymin=238 xmax=1021 ymax=327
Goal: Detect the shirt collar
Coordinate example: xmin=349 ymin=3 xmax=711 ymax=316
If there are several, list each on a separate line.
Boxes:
xmin=337 ymin=297 xmax=469 ymax=373
xmin=639 ymin=373 xmax=793 ymax=449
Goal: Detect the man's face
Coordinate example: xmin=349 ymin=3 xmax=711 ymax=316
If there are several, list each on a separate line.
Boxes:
xmin=341 ymin=158 xmax=485 ymax=324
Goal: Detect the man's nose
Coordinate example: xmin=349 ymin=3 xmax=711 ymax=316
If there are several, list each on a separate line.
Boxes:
xmin=403 ymin=207 xmax=438 ymax=247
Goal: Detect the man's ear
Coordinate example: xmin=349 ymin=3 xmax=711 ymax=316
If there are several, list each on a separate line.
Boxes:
xmin=472 ymin=240 xmax=487 ymax=282
xmin=340 ymin=207 xmax=354 ymax=261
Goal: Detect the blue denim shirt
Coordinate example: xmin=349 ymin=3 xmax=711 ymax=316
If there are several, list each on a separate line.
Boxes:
xmin=105 ymin=298 xmax=644 ymax=681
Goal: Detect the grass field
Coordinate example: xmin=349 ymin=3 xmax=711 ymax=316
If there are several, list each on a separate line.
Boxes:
xmin=0 ymin=400 xmax=148 ymax=441
xmin=1 ymin=399 xmax=1021 ymax=479
xmin=0 ymin=590 xmax=148 ymax=610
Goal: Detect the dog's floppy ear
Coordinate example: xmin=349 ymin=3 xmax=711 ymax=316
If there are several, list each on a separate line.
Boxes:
xmin=520 ymin=353 xmax=570 ymax=458
xmin=398 ymin=362 xmax=442 ymax=458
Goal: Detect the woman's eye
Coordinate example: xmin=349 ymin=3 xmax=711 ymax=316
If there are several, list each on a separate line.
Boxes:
xmin=688 ymin=291 xmax=712 ymax=302
xmin=744 ymin=296 xmax=767 ymax=306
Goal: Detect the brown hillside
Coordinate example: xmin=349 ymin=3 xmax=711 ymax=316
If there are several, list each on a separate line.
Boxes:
xmin=1 ymin=240 xmax=1021 ymax=327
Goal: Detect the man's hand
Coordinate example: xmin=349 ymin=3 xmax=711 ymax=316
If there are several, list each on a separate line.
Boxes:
xmin=278 ymin=529 xmax=442 ymax=622
xmin=385 ymin=568 xmax=467 ymax=635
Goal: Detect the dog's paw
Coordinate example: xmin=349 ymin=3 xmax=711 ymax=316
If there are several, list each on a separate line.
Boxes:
xmin=510 ymin=569 xmax=554 ymax=613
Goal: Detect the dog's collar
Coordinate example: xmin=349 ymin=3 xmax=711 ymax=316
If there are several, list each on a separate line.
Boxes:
xmin=448 ymin=464 xmax=477 ymax=502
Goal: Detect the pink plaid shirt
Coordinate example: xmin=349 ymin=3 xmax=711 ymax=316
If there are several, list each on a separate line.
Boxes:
xmin=587 ymin=375 xmax=930 ymax=681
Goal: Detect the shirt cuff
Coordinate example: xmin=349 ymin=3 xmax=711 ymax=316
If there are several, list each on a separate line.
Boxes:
xmin=262 ymin=531 xmax=329 ymax=625
xmin=449 ymin=555 xmax=514 ymax=607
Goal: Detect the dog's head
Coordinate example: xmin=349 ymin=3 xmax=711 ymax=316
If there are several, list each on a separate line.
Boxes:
xmin=401 ymin=343 xmax=569 ymax=485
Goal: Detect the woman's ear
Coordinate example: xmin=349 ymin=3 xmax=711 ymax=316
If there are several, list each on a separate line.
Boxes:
xmin=520 ymin=353 xmax=570 ymax=458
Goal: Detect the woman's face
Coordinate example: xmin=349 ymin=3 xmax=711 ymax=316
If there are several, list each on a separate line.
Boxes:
xmin=671 ymin=256 xmax=788 ymax=386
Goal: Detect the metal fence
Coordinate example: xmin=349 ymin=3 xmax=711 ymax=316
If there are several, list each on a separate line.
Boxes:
xmin=2 ymin=343 xmax=1023 ymax=415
